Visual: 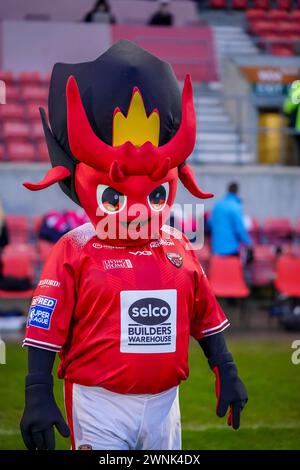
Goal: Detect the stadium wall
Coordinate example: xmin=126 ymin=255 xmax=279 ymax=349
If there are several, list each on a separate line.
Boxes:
xmin=1 ymin=164 xmax=300 ymax=221
xmin=0 ymin=21 xmax=216 ymax=81
xmin=0 ymin=1 xmax=197 ymax=25
xmin=1 ymin=21 xmax=111 ymax=72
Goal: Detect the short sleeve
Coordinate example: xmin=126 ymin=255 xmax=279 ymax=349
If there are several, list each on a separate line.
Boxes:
xmin=23 ymin=235 xmax=77 ymax=353
xmin=190 ymin=268 xmax=229 ymax=340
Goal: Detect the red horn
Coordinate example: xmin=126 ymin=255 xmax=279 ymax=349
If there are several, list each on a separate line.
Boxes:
xmin=178 ymin=164 xmax=213 ymax=199
xmin=23 ymin=166 xmax=71 ymax=191
xmin=109 ymin=160 xmax=127 ymax=183
xmin=150 ymin=157 xmax=171 ymax=181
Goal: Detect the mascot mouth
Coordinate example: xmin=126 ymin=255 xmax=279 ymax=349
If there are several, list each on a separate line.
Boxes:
xmin=121 ymin=217 xmax=151 ymax=229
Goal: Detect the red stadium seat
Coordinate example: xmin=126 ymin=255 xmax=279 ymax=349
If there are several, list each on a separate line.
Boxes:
xmin=295 ymin=219 xmax=300 ymax=237
xmin=5 ymin=85 xmax=21 ymax=102
xmin=232 ymin=0 xmax=248 ymax=10
xmin=264 ymin=218 xmax=293 ymax=243
xmin=268 ymin=9 xmax=289 ymax=21
xmin=6 ymin=215 xmax=30 ymax=243
xmin=7 ymin=142 xmax=36 ymax=162
xmin=26 ymin=103 xmax=43 ymax=122
xmin=209 ymin=0 xmax=226 ymax=9
xmin=1 ymin=243 xmax=36 ymax=280
xmin=276 ymin=0 xmax=292 ymax=10
xmin=250 ymin=245 xmax=276 ymax=286
xmin=18 ymin=71 xmax=42 ymax=85
xmin=251 ymin=20 xmax=276 ymax=36
xmin=278 ymin=21 xmax=300 ymax=36
xmin=32 ymin=215 xmax=44 ymax=237
xmin=0 ymin=289 xmax=34 ymax=299
xmin=43 ymin=71 xmax=51 ymax=85
xmin=209 ymin=256 xmax=249 ymax=298
xmin=270 ymin=44 xmax=294 ymax=56
xmin=3 ymin=122 xmax=30 ymax=142
xmin=275 ymin=255 xmax=300 ymax=297
xmin=0 ymin=145 xmax=5 ymax=161
xmin=31 ymin=122 xmax=44 ymax=141
xmin=0 ymin=103 xmax=24 ymax=122
xmin=253 ymin=0 xmax=270 ymax=10
xmin=290 ymin=11 xmax=300 ymax=23
xmin=0 ymin=70 xmax=14 ymax=84
xmin=293 ymin=244 xmax=300 ymax=257
xmin=37 ymin=239 xmax=54 ymax=264
xmin=250 ymin=20 xmax=274 ymax=36
xmin=21 ymin=85 xmax=48 ymax=104
xmin=246 ymin=9 xmax=267 ymax=22
xmin=196 ymin=244 xmax=211 ymax=276
xmin=248 ymin=217 xmax=261 ymax=244
xmin=36 ymin=142 xmax=49 ymax=162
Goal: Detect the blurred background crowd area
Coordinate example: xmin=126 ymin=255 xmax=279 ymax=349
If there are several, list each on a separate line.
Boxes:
xmin=0 ymin=0 xmax=300 ymax=334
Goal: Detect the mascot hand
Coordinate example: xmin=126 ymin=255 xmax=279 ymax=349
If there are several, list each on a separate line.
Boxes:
xmin=20 ymin=374 xmax=70 ymax=450
xmin=213 ymin=362 xmax=248 ymax=430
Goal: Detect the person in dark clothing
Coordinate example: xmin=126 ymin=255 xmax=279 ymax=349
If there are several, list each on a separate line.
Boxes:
xmin=83 ymin=0 xmax=116 ymax=24
xmin=148 ymin=0 xmax=174 ymax=26
xmin=0 ymin=201 xmax=9 ymax=249
xmin=0 ymin=223 xmax=8 ymax=249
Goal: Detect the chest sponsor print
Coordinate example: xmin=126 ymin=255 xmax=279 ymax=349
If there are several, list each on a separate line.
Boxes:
xmin=120 ymin=289 xmax=177 ymax=353
xmin=103 ymin=259 xmax=133 ymax=270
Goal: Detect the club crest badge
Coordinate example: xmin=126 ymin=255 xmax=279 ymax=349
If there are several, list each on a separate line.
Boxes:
xmin=166 ymin=252 xmax=183 ymax=268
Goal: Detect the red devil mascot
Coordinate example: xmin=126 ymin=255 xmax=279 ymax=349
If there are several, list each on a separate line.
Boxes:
xmin=20 ymin=40 xmax=247 ymax=450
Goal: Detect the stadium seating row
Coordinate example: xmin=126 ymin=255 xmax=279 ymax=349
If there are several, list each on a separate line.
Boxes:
xmin=0 ymin=142 xmax=48 ymax=163
xmin=0 ymin=240 xmax=53 ymax=299
xmin=198 ymin=242 xmax=300 ymax=287
xmin=0 ymin=73 xmax=49 ymax=162
xmin=246 ymin=7 xmax=300 ymax=19
xmin=246 ymin=8 xmax=300 ymax=55
xmin=0 ymin=71 xmax=50 ymax=86
xmin=1 ymin=242 xmax=299 ymax=299
xmin=207 ymin=254 xmax=300 ymax=298
xmin=210 ymin=0 xmax=300 ymax=10
xmin=4 ymin=214 xmax=300 ymax=244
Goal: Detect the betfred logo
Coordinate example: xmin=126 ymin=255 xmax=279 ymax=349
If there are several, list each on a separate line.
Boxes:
xmin=129 ymin=298 xmax=171 ymax=325
xmin=27 ymin=295 xmax=57 ymax=330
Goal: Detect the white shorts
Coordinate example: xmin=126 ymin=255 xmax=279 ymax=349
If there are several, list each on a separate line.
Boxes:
xmin=64 ymin=382 xmax=181 ymax=450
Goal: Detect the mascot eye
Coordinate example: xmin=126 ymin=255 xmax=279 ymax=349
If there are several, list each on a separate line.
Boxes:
xmin=97 ymin=185 xmax=126 ymax=214
xmin=147 ymin=182 xmax=169 ymax=212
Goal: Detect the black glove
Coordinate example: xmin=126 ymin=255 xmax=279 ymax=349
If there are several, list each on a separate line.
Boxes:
xmin=20 ymin=373 xmax=70 ymax=450
xmin=210 ymin=358 xmax=248 ymax=430
xmin=199 ymin=333 xmax=248 ymax=430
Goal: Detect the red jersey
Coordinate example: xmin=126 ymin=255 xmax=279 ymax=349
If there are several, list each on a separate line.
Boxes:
xmin=23 ymin=223 xmax=229 ymax=394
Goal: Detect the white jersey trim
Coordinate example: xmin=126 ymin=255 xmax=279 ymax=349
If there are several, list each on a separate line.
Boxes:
xmin=201 ymin=320 xmax=230 ymax=338
xmin=22 ymin=338 xmax=62 ymax=352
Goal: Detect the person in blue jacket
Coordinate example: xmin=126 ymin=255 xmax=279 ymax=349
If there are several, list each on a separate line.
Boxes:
xmin=210 ymin=182 xmax=252 ymax=256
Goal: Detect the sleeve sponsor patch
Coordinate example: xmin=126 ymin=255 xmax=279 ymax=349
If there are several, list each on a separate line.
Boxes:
xmin=27 ymin=295 xmax=57 ymax=330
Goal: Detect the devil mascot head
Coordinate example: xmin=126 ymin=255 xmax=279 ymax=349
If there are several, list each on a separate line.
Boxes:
xmin=24 ymin=40 xmax=213 ymax=246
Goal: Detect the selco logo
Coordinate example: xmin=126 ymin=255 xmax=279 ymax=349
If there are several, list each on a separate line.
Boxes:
xmin=128 ymin=298 xmax=171 ymax=325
